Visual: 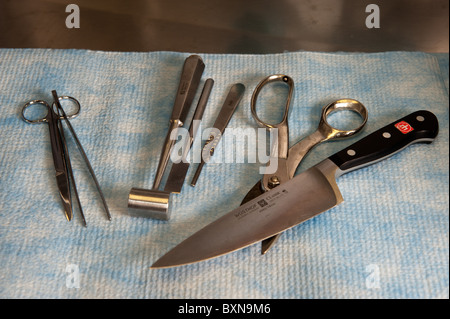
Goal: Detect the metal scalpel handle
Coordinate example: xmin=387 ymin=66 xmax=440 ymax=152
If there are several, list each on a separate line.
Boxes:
xmin=153 ymin=55 xmax=205 ymax=189
xmin=127 ymin=56 xmax=205 ymax=221
xmin=191 ymin=83 xmax=245 ymax=186
xmin=164 ymin=78 xmax=214 ymax=193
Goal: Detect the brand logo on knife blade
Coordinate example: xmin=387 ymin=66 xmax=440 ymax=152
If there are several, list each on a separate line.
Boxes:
xmin=233 ymin=189 xmax=289 ymax=220
xmin=234 ymin=203 xmax=258 ymax=219
xmin=257 ymin=199 xmax=268 ymax=207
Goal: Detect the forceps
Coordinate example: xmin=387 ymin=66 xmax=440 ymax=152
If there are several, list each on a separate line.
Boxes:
xmin=21 ymin=91 xmax=111 ymax=226
xmin=241 ymin=74 xmax=368 ymax=254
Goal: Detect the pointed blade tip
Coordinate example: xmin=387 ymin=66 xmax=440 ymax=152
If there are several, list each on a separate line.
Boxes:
xmin=150 ymin=259 xmax=186 ymax=269
xmin=64 ymin=206 xmax=73 ymax=221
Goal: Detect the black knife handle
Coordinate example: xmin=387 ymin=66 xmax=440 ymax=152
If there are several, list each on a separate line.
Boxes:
xmin=329 ymin=110 xmax=439 ymax=175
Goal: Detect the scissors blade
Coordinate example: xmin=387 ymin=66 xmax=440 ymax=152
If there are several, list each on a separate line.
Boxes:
xmin=55 ymin=170 xmax=73 ymax=221
xmin=47 ymin=113 xmax=73 ymax=221
xmin=241 ymin=180 xmax=284 ymax=254
xmin=151 ymin=161 xmax=342 ymax=268
xmin=152 ymin=110 xmax=438 ymax=269
xmin=240 ymin=181 xmax=264 ymax=205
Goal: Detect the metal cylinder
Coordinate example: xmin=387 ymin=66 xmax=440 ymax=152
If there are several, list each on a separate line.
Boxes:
xmin=127 ymin=188 xmax=172 ymax=220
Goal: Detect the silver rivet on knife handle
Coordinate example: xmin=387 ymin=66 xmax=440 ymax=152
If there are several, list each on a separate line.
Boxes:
xmin=190 ymin=83 xmax=245 ymax=187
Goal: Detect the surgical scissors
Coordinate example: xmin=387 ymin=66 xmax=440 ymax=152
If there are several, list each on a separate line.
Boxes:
xmin=22 ymin=91 xmax=111 ymax=226
xmin=241 ymin=74 xmax=368 ymax=254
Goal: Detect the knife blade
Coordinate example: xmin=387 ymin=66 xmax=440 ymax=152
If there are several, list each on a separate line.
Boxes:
xmin=240 ymin=181 xmax=279 ymax=253
xmin=151 ymin=110 xmax=439 ymax=268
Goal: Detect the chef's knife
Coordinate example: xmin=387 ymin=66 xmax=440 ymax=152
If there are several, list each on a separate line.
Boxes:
xmin=152 ymin=110 xmax=439 ymax=268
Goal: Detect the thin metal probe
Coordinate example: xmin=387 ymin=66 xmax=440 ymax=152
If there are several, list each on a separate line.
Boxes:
xmin=190 ymin=83 xmax=245 ymax=187
xmin=190 ymin=161 xmax=205 ymax=186
xmin=52 ymin=90 xmax=112 ymax=221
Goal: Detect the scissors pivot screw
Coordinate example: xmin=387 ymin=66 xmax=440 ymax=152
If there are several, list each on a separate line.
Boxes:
xmin=268 ymin=176 xmax=280 ymax=188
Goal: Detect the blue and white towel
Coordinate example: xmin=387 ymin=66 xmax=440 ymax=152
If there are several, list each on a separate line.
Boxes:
xmin=0 ymin=49 xmax=448 ymax=298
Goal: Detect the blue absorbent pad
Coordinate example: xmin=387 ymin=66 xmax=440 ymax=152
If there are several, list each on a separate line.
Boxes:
xmin=0 ymin=49 xmax=448 ymax=298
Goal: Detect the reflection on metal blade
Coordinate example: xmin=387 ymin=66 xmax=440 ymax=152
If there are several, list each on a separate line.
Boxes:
xmin=151 ymin=160 xmax=342 ymax=268
xmin=164 ymin=162 xmax=190 ymax=193
xmin=56 ymin=172 xmax=72 ymax=221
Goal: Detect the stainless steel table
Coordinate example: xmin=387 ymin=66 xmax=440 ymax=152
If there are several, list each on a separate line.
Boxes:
xmin=0 ymin=0 xmax=448 ymax=53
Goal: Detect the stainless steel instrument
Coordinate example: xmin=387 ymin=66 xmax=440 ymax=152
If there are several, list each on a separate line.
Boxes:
xmin=241 ymin=75 xmax=368 ymax=254
xmin=164 ymin=78 xmax=214 ymax=193
xmin=151 ymin=110 xmax=439 ymax=268
xmin=128 ymin=55 xmax=205 ymax=220
xmin=190 ymin=83 xmax=245 ymax=186
xmin=22 ymin=90 xmax=111 ymax=226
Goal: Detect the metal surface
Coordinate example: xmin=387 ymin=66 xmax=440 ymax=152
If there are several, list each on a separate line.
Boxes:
xmin=128 ymin=188 xmax=172 ymax=220
xmin=21 ymin=92 xmax=111 ymax=226
xmin=21 ymin=96 xmax=80 ymax=124
xmin=152 ymin=159 xmax=342 ymax=268
xmin=252 ymin=76 xmax=368 ymax=193
xmin=164 ymin=78 xmax=214 ymax=193
xmin=22 ymin=99 xmax=74 ymax=222
xmin=251 ymin=75 xmax=293 ymax=164
xmin=0 ymin=0 xmax=448 ymax=53
xmin=151 ymin=110 xmax=439 ymax=268
xmin=262 ymin=99 xmax=367 ymax=252
xmin=126 ymin=55 xmax=204 ymax=220
xmin=244 ymin=74 xmax=367 ymax=254
xmin=152 ymin=55 xmax=205 ymax=190
xmin=190 ymin=83 xmax=245 ymax=186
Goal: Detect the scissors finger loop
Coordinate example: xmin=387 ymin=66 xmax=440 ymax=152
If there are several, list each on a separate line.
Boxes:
xmin=319 ymin=98 xmax=368 ymax=139
xmin=52 ymin=96 xmax=81 ymax=120
xmin=22 ymin=96 xmax=81 ymax=124
xmin=21 ymin=100 xmax=51 ymax=124
xmin=251 ymin=74 xmax=294 ymax=129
